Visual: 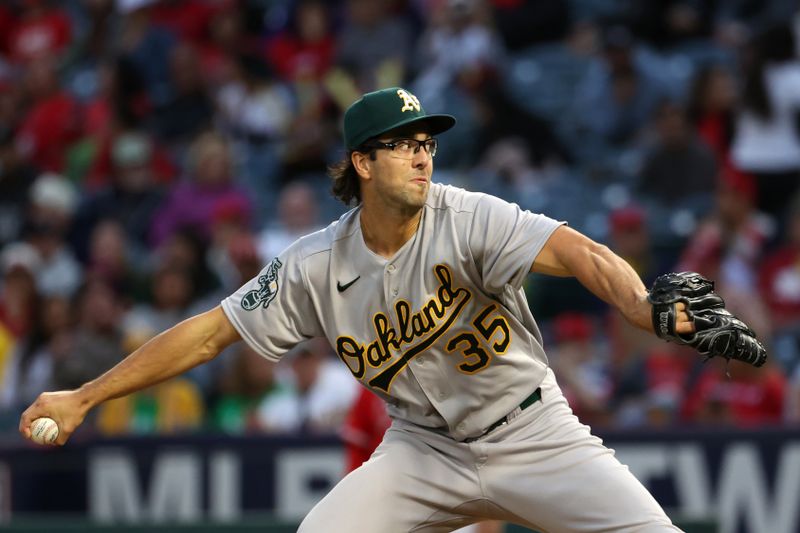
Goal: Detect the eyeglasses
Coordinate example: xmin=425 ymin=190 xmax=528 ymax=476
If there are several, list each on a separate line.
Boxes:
xmin=365 ymin=138 xmax=438 ymax=159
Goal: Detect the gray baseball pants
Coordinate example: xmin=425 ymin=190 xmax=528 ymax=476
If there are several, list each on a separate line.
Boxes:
xmin=299 ymin=369 xmax=682 ymax=533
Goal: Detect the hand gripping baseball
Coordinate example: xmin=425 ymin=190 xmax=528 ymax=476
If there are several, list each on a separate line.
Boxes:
xmin=647 ymin=272 xmax=767 ymax=367
xmin=19 ymin=390 xmax=89 ymax=446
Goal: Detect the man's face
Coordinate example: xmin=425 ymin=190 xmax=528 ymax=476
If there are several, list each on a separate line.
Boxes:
xmin=362 ymin=131 xmax=434 ymax=214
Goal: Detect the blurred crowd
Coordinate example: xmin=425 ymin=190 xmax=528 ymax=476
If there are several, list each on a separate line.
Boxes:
xmin=1 ymin=0 xmax=800 ymax=440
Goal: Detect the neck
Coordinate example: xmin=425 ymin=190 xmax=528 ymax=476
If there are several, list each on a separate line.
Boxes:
xmin=360 ymin=203 xmax=423 ymax=258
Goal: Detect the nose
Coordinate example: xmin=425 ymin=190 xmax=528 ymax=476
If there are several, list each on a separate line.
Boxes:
xmin=411 ymin=147 xmax=430 ymax=169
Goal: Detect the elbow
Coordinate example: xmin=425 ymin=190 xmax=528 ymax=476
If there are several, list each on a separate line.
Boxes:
xmin=195 ymin=306 xmax=241 ymax=363
xmin=203 ymin=327 xmax=239 ymax=363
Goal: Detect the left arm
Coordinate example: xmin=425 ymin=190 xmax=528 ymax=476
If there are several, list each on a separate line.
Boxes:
xmin=531 ymin=226 xmax=692 ymax=335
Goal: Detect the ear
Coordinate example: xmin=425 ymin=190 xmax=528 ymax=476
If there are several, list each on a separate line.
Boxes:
xmin=352 ymin=151 xmax=372 ymax=181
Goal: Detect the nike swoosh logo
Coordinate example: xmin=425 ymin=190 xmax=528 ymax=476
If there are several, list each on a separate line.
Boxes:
xmin=337 ymin=276 xmax=360 ymax=293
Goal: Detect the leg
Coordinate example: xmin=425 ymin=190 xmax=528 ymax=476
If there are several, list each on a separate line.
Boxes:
xmin=479 ymin=370 xmax=681 ymax=533
xmin=299 ymin=424 xmax=483 ymax=533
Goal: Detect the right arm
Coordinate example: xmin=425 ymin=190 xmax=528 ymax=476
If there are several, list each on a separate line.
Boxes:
xmin=20 ymin=305 xmax=241 ymax=445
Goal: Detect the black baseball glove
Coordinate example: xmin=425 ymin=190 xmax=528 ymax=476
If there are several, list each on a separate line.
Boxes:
xmin=647 ymin=272 xmax=767 ymax=367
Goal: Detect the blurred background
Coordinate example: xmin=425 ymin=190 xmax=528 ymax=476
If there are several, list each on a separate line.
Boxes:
xmin=1 ymin=0 xmax=800 ymax=532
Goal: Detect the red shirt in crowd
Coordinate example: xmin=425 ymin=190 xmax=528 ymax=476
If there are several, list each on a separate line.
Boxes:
xmin=340 ymin=387 xmax=391 ymax=473
xmin=16 ymin=90 xmax=81 ymax=172
xmin=0 ymin=5 xmax=16 ymax=55
xmin=759 ymin=245 xmax=800 ymax=329
xmin=681 ymin=366 xmax=786 ymax=427
xmin=8 ymin=7 xmax=71 ymax=63
xmin=149 ymin=0 xmax=223 ymax=45
xmin=266 ymin=33 xmax=335 ymax=83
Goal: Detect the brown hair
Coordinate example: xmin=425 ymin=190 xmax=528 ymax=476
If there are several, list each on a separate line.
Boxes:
xmin=328 ymin=147 xmax=376 ymax=206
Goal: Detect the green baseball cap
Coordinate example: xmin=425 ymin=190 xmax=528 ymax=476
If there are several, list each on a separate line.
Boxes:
xmin=343 ymin=87 xmax=456 ymax=150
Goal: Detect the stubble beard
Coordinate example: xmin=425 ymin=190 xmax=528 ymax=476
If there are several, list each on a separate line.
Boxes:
xmin=376 ymin=178 xmax=428 ymax=218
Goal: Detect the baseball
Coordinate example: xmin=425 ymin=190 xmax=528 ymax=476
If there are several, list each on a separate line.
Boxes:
xmin=30 ymin=417 xmax=59 ymax=445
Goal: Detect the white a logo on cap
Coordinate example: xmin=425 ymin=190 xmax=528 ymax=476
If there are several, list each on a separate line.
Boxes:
xmin=397 ymin=89 xmax=421 ymax=113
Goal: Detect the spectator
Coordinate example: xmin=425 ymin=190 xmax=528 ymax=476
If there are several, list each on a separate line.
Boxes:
xmin=0 ymin=4 xmax=15 ymax=58
xmin=257 ymin=180 xmax=322 ymax=263
xmin=609 ymin=342 xmax=693 ymax=428
xmin=150 ymin=228 xmax=227 ymax=395
xmin=677 ymin=163 xmax=773 ymax=338
xmin=8 ymin=0 xmax=72 ymax=64
xmin=681 ymin=359 xmax=787 ymax=427
xmin=215 ymin=54 xmax=295 ymax=144
xmin=639 ymin=347 xmax=692 ymax=427
xmin=122 ymin=264 xmax=196 ymax=348
xmin=207 ymin=196 xmax=256 ymax=292
xmin=266 ymin=0 xmax=335 ymax=85
xmin=214 ymin=54 xmax=294 ymax=217
xmin=71 ymin=58 xmax=149 ymax=186
xmin=0 ymin=294 xmax=72 ymax=412
xmin=148 ymin=0 xmax=217 ymax=46
xmin=787 ymin=366 xmax=800 ymax=423
xmin=607 ymin=205 xmax=660 ymax=283
xmin=548 ymin=313 xmax=611 ymax=427
xmin=573 ymin=25 xmax=672 ymax=146
xmin=0 ymin=243 xmax=41 ymax=394
xmin=628 ymin=1 xmax=713 ymax=49
xmin=196 ymin=4 xmax=249 ymax=88
xmin=96 ymin=263 xmax=206 ymax=435
xmin=491 ymin=0 xmax=570 ymax=50
xmin=329 ymin=0 xmax=412 ymax=94
xmin=62 ymin=0 xmax=115 ymax=102
xmin=714 ymin=1 xmax=797 ymax=47
xmin=84 ymin=219 xmax=147 ymax=301
xmin=0 ymin=128 xmax=37 ymax=247
xmin=85 ymin=69 xmax=177 ymax=189
xmin=759 ymin=192 xmax=800 ymax=331
xmin=605 ymin=206 xmax=667 ymax=379
xmin=15 ymin=54 xmax=82 ymax=172
xmin=153 ymin=42 xmax=214 ymax=148
xmin=212 ymin=344 xmax=286 ymax=434
xmin=637 ymin=99 xmax=717 ymax=208
xmin=115 ymin=0 xmax=177 ymax=107
xmin=470 ymin=78 xmax=569 ymax=180
xmin=758 ymin=192 xmax=800 ymax=376
xmin=151 ymin=131 xmax=253 ymax=247
xmin=82 ymin=57 xmax=147 ymax=138
xmin=74 ymin=132 xmax=166 ymax=260
xmin=256 ymin=338 xmax=358 ymax=433
xmin=0 ymin=70 xmax=23 ymax=141
xmin=23 ymin=173 xmax=82 ymax=297
xmin=678 ymin=165 xmax=771 ymax=274
xmin=413 ymin=0 xmax=505 ymax=106
xmin=731 ymin=24 xmax=800 ymax=224
xmin=95 ymin=375 xmax=205 ymax=435
xmin=687 ymin=64 xmax=738 ymax=163
xmin=51 ymin=278 xmax=125 ymax=391
xmin=154 ymin=228 xmax=220 ymax=303
xmin=266 ymin=1 xmax=338 ymax=179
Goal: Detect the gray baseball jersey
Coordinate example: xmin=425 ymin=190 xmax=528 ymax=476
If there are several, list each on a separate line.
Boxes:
xmin=221 ymin=182 xmax=563 ymax=441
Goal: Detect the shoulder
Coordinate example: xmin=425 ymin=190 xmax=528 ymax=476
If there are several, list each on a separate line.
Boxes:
xmin=282 ymin=207 xmax=360 ymax=263
xmin=426 ymin=182 xmax=499 ymax=214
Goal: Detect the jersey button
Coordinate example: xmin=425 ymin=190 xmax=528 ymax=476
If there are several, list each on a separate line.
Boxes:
xmin=387 ymin=264 xmax=396 ymax=273
xmin=438 ymin=391 xmax=447 ymax=400
xmin=392 ymin=288 xmax=399 ymax=296
xmin=417 ymin=356 xmax=425 ymax=365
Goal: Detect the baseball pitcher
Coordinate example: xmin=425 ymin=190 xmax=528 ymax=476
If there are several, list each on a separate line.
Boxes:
xmin=20 ymin=88 xmax=766 ymax=532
